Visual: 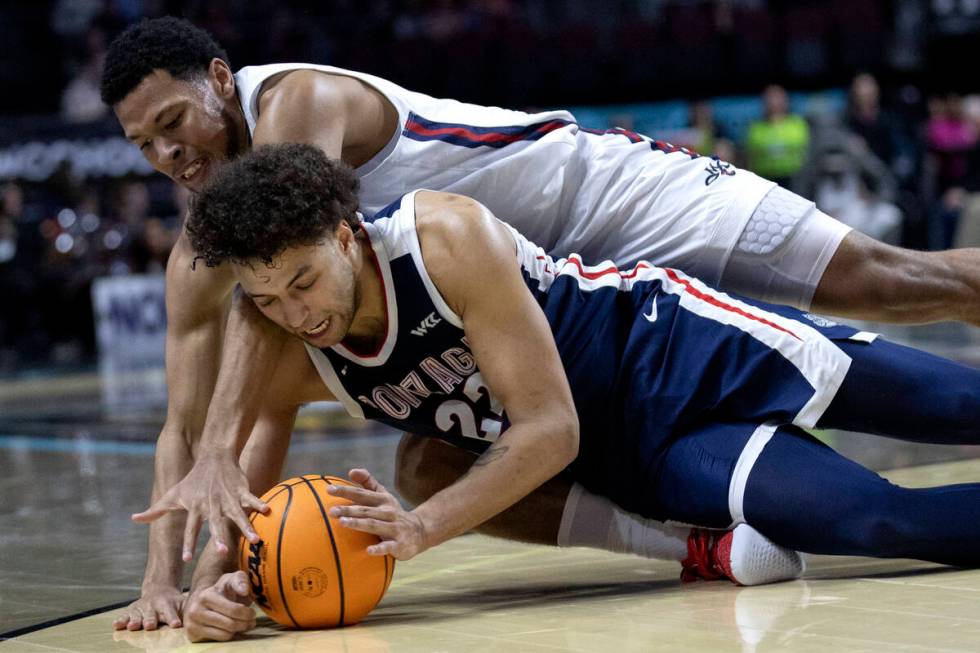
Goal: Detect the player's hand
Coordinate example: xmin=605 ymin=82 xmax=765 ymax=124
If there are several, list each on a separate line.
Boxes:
xmin=328 ymin=468 xmax=429 ymax=561
xmin=131 ymin=451 xmax=268 ymax=562
xmin=112 ymin=584 xmax=185 ymax=631
xmin=184 ymin=571 xmax=256 ymax=642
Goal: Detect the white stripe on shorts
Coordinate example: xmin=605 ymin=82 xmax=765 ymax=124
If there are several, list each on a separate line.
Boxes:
xmin=728 ymin=422 xmax=778 ymax=527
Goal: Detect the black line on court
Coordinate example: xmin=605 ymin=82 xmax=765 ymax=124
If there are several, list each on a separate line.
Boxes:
xmin=0 ymin=586 xmax=192 ymax=640
xmin=0 ymin=598 xmax=134 ymax=640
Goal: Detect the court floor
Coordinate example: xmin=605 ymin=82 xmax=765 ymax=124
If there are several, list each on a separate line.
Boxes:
xmin=1 ymin=322 xmax=979 ymax=652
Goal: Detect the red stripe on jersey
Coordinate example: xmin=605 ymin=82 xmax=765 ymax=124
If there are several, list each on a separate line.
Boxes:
xmin=404 ymin=118 xmax=569 ymax=145
xmin=664 ymin=268 xmax=802 ymax=341
xmin=562 ymin=257 xmax=654 ymax=281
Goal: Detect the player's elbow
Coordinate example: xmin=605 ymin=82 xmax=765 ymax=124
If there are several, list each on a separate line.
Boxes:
xmin=550 ymin=412 xmax=580 ymax=469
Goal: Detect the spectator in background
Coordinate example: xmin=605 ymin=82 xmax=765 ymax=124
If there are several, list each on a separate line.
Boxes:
xmin=925 ymin=93 xmax=978 ymax=250
xmin=800 ymin=115 xmax=903 ymax=245
xmin=846 ymin=73 xmax=917 ymax=188
xmin=61 ymin=25 xmax=109 ymax=123
xmin=0 ymin=182 xmax=47 ymax=368
xmin=943 ymin=97 xmax=980 ymax=250
xmin=107 ymin=178 xmax=178 ymax=274
xmin=688 ymin=100 xmax=738 ymax=163
xmin=745 ymin=85 xmax=809 ymax=189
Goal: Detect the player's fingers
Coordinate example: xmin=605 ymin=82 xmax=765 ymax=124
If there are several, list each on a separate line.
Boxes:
xmin=326 ymin=484 xmax=386 ymax=506
xmin=228 ymin=499 xmax=261 ymax=545
xmin=126 ymin=606 xmax=145 ymax=631
xmin=187 ymin=621 xmax=237 ymax=643
xmin=182 ymin=510 xmax=204 ymax=562
xmin=329 ymin=505 xmax=394 ymax=521
xmin=337 ymin=516 xmax=390 ymax=538
xmin=243 ymin=492 xmax=270 ymax=516
xmin=209 ymin=518 xmax=236 ymax=558
xmin=202 ymin=592 xmax=256 ymax=624
xmin=366 ymin=541 xmax=398 ymax=557
xmin=160 ymin=602 xmax=182 ymax=629
xmin=142 ymin=611 xmax=159 ymax=631
xmin=132 ymin=495 xmax=181 ymax=523
xmin=216 ymin=570 xmax=251 ymax=601
xmin=208 ymin=492 xmax=230 ymax=555
xmin=197 ymin=605 xmax=255 ymax=632
xmin=348 ymin=468 xmax=385 ymax=492
xmin=112 ymin=611 xmax=133 ymax=630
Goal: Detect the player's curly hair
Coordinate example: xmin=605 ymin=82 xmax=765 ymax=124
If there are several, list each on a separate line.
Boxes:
xmin=101 ymin=17 xmax=230 ymax=106
xmin=187 ymin=144 xmax=361 ymax=268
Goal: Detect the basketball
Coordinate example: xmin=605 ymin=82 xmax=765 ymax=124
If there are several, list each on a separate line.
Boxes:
xmin=238 ymin=475 xmax=395 ymax=629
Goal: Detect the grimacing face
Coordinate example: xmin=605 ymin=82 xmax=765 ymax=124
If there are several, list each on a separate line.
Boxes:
xmin=113 ymin=64 xmax=245 ymax=193
xmin=234 ymin=233 xmax=361 ymax=349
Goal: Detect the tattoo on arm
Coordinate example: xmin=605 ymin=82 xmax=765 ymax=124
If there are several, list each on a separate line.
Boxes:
xmin=456 ymin=443 xmax=510 ymax=484
xmin=472 ymin=444 xmax=509 ymax=468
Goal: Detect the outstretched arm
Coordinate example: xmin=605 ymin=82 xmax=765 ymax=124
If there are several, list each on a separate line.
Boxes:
xmin=114 ymin=232 xmax=233 ymax=631
xmin=131 ymin=69 xmax=381 ymax=559
xmin=330 ymin=192 xmax=580 ymax=558
xmin=182 ymin=332 xmax=331 ymax=643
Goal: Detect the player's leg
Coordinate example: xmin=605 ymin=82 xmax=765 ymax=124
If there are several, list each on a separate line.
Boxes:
xmin=395 ymin=433 xmax=802 ymax=584
xmin=812 ymin=229 xmax=980 ymax=326
xmin=655 ymin=422 xmax=980 ymax=567
xmin=396 ymin=434 xmax=565 ymax=544
xmin=718 ymin=185 xmax=980 ymax=325
xmin=816 ymin=337 xmax=980 ymax=444
xmin=743 ymin=426 xmax=980 ymax=565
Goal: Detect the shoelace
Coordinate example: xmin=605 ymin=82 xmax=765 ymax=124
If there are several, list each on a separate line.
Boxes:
xmin=680 ymin=529 xmax=725 ymax=582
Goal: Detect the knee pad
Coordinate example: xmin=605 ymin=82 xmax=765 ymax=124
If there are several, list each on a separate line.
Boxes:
xmin=720 ymin=186 xmax=852 ymax=309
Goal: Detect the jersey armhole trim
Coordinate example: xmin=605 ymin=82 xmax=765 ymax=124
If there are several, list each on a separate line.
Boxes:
xmin=406 ymin=191 xmax=465 ymax=329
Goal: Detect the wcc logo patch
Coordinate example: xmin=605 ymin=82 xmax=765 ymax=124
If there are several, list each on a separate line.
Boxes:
xmin=704 ymin=158 xmax=736 ymax=186
xmin=411 ymin=311 xmax=442 ymax=336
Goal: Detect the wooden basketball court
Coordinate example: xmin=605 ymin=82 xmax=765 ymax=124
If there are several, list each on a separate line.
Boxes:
xmin=3 ymin=323 xmax=980 ymax=652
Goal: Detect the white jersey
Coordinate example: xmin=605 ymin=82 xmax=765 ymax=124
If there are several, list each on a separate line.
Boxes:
xmin=234 ymin=63 xmax=776 ymax=284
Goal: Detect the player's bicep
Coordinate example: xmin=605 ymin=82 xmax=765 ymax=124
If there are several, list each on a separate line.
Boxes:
xmin=418 ymin=195 xmax=576 ymax=434
xmin=462 ymin=255 xmax=574 ymax=433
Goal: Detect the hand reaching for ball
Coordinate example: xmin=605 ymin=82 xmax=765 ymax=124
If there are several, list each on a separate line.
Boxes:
xmin=184 ymin=571 xmax=256 ymax=643
xmin=328 ymin=469 xmax=430 ymax=561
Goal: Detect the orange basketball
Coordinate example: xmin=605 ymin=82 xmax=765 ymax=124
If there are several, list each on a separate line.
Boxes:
xmin=238 ymin=475 xmax=395 ymax=628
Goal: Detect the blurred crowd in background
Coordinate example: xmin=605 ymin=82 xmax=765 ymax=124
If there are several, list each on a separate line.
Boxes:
xmin=3 ymin=0 xmax=980 ymax=373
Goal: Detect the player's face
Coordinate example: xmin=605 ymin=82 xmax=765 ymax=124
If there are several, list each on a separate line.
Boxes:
xmin=234 ymin=232 xmax=361 ymax=348
xmin=114 ymin=68 xmax=245 ymax=193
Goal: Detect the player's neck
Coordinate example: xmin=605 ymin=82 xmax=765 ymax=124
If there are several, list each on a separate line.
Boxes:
xmin=343 ymin=230 xmax=387 ymax=348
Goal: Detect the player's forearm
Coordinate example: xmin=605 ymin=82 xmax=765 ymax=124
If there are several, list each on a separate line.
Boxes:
xmin=196 ymin=295 xmax=290 ymax=457
xmin=142 ymin=424 xmax=195 ymax=587
xmin=410 ymin=418 xmax=578 ymax=550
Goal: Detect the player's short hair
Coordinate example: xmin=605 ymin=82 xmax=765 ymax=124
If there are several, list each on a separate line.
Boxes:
xmin=188 ymin=144 xmax=361 ymax=268
xmin=101 ymin=16 xmax=230 ymax=106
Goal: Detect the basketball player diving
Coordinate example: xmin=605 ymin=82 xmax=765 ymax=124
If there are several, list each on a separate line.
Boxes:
xmin=176 ymin=143 xmax=980 ymax=642
xmin=102 ymin=18 xmax=980 ymax=633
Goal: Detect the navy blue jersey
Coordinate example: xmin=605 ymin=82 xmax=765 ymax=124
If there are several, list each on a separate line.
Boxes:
xmin=304 ymin=191 xmax=859 ymax=516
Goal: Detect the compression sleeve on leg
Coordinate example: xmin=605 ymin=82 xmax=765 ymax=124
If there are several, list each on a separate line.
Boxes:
xmin=720 ymin=186 xmax=852 ymax=310
xmin=557 ymin=482 xmax=689 ymax=561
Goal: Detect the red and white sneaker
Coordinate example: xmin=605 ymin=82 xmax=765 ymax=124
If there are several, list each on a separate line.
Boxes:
xmin=681 ymin=524 xmax=804 ymax=586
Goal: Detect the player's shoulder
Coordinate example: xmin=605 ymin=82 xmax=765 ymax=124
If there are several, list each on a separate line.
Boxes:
xmin=414 ymin=191 xmax=490 ymax=242
xmin=412 ymin=191 xmax=514 ymax=291
xmin=254 ymin=66 xmax=362 ymax=115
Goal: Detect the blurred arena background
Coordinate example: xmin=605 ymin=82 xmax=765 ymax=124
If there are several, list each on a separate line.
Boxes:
xmin=4 ymin=0 xmax=980 ymax=384
xmin=4 ymin=0 xmax=980 ymax=386
xmin=3 ymin=0 xmax=980 ymax=645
